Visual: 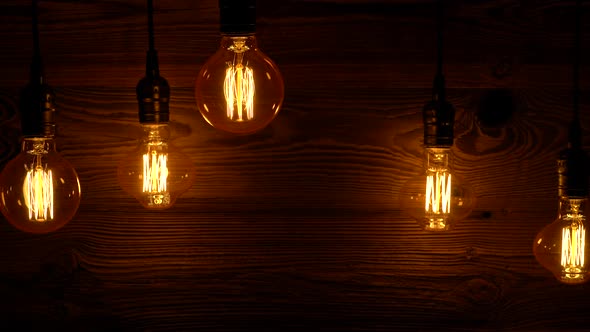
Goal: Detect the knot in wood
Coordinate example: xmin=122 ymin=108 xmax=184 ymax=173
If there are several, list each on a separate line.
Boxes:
xmin=465 ymin=246 xmax=479 ymax=260
xmin=461 ymin=278 xmax=501 ymax=305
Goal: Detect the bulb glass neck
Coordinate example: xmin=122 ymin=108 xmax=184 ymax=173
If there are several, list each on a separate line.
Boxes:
xmin=425 ymin=147 xmax=451 ymax=169
xmin=560 ymin=197 xmax=588 ymax=216
xmin=22 ymin=137 xmax=55 ymax=154
xmin=141 ymin=124 xmax=170 ymax=142
xmin=221 ymin=35 xmax=257 ymax=51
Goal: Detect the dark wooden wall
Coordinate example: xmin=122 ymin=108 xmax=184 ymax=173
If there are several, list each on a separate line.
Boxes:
xmin=1 ymin=0 xmax=590 ymax=330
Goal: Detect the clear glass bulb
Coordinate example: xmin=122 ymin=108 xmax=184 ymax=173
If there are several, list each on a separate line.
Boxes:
xmin=534 ymin=197 xmax=590 ymax=284
xmin=399 ymin=147 xmax=475 ymax=231
xmin=0 ymin=137 xmax=81 ymax=233
xmin=195 ymin=35 xmax=285 ymax=134
xmin=117 ymin=124 xmax=195 ymax=209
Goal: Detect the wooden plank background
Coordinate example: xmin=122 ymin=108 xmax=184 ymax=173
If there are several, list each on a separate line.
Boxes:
xmin=1 ymin=0 xmax=590 ymax=330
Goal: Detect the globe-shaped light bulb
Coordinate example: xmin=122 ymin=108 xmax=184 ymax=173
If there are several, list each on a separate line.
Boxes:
xmin=399 ymin=147 xmax=475 ymax=231
xmin=117 ymin=124 xmax=195 ymax=210
xmin=534 ymin=197 xmax=590 ymax=284
xmin=195 ymin=35 xmax=284 ymax=134
xmin=0 ymin=137 xmax=81 ymax=233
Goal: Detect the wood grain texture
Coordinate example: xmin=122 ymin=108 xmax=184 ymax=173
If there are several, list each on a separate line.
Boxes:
xmin=1 ymin=0 xmax=590 ymax=331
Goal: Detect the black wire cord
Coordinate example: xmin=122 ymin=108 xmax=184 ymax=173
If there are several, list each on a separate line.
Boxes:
xmin=145 ymin=0 xmax=159 ymax=77
xmin=436 ymin=0 xmax=443 ymax=77
xmin=573 ymin=0 xmax=581 ymax=121
xmin=30 ymin=0 xmax=43 ymax=84
xmin=432 ymin=0 xmax=446 ymax=102
xmin=32 ymin=0 xmax=39 ymax=58
xmin=570 ymin=0 xmax=582 ymax=148
xmin=148 ymin=0 xmax=155 ymax=52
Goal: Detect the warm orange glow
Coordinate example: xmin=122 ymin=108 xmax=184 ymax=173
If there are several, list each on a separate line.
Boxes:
xmin=424 ymin=172 xmax=451 ymax=230
xmin=23 ymin=161 xmax=53 ymax=222
xmin=561 ymin=220 xmax=586 ymax=280
xmin=143 ymin=148 xmax=168 ymax=205
xmin=224 ymin=62 xmax=255 ymax=121
xmin=425 ymin=172 xmax=451 ymax=214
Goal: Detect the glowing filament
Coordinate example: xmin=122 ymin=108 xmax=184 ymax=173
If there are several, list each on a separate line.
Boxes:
xmin=224 ymin=62 xmax=255 ymax=121
xmin=143 ymin=149 xmax=168 ymax=195
xmin=561 ymin=223 xmax=585 ymax=273
xmin=425 ymin=172 xmax=452 ymax=215
xmin=23 ymin=165 xmax=54 ymax=221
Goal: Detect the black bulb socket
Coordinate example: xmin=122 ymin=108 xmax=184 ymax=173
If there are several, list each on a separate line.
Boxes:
xmin=423 ymin=74 xmax=455 ymax=148
xmin=19 ymin=81 xmax=56 ymax=138
xmin=137 ymin=50 xmax=170 ymax=124
xmin=558 ymin=147 xmax=589 ymax=198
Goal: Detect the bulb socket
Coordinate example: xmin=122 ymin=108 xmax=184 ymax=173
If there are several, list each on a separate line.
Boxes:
xmin=559 ymin=147 xmax=589 ymax=198
xmin=423 ymin=73 xmax=454 ymax=147
xmin=219 ymin=0 xmax=256 ymax=35
xmin=423 ymin=99 xmax=455 ymax=148
xmin=557 ymin=157 xmax=568 ymax=198
xmin=19 ymin=82 xmax=56 ymax=138
xmin=137 ymin=74 xmax=170 ymax=124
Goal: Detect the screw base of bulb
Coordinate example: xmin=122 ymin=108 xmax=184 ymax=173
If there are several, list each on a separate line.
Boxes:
xmin=559 ymin=270 xmax=588 ymax=284
xmin=423 ymin=218 xmax=451 ymax=231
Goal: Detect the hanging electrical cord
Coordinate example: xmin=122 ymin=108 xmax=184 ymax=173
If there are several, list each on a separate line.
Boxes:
xmin=145 ymin=0 xmax=160 ymax=78
xmin=559 ymin=0 xmax=588 ymax=199
xmin=435 ymin=0 xmax=444 ymax=84
xmin=147 ymin=0 xmax=155 ymax=53
xmin=424 ymin=0 xmax=454 ymax=148
xmin=31 ymin=0 xmax=42 ymax=83
xmin=570 ymin=0 xmax=582 ymax=149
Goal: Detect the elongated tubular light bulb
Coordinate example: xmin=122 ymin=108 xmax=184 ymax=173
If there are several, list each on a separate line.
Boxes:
xmin=117 ymin=0 xmax=194 ymax=210
xmin=195 ymin=0 xmax=285 ymax=134
xmin=533 ymin=0 xmax=590 ymax=284
xmin=399 ymin=0 xmax=474 ymax=231
xmin=0 ymin=0 xmax=81 ymax=233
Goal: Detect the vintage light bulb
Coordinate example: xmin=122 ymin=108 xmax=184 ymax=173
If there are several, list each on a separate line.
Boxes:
xmin=398 ymin=1 xmax=475 ymax=231
xmin=117 ymin=124 xmax=194 ymax=210
xmin=0 ymin=138 xmax=81 ymax=234
xmin=117 ymin=0 xmax=195 ymax=209
xmin=400 ymin=147 xmax=475 ymax=231
xmin=534 ymin=136 xmax=589 ymax=284
xmin=533 ymin=0 xmax=589 ymax=284
xmin=0 ymin=0 xmax=81 ymax=233
xmin=194 ymin=0 xmax=284 ymax=134
xmin=534 ymin=197 xmax=590 ymax=284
